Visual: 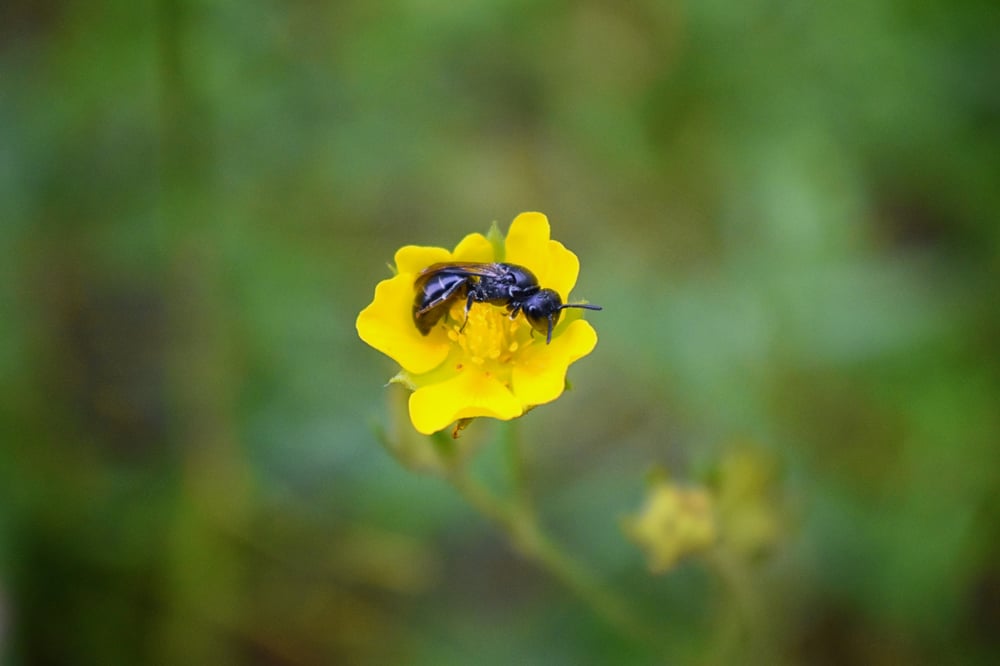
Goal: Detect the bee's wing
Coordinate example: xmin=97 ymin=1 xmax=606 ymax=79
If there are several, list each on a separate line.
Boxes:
xmin=416 ymin=262 xmax=503 ymax=280
xmin=412 ymin=262 xmax=504 ymax=325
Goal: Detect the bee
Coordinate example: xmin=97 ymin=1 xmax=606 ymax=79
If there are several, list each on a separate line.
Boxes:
xmin=413 ymin=262 xmax=602 ymax=344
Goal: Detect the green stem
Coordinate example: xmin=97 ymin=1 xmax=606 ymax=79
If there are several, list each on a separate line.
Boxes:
xmin=502 ymin=419 xmax=531 ymax=512
xmin=704 ymin=549 xmax=772 ymax=666
xmin=444 ymin=448 xmax=662 ymax=648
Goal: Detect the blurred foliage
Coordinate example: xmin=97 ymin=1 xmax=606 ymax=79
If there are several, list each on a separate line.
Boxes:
xmin=1 ymin=0 xmax=998 ymax=663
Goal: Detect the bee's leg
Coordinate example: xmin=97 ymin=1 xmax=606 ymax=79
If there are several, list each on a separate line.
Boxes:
xmin=458 ymin=291 xmax=476 ymax=333
xmin=507 ymin=303 xmax=522 ymax=320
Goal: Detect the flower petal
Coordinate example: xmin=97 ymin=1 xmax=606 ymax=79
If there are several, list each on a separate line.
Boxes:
xmin=541 ymin=240 xmax=580 ymax=301
xmin=451 ymin=233 xmax=496 ymax=262
xmin=504 ymin=212 xmax=551 ymax=274
xmin=395 ymin=245 xmax=452 ymax=275
xmin=505 ymin=212 xmax=580 ymax=299
xmin=356 ymin=274 xmax=450 ymax=375
xmin=511 ymin=319 xmax=598 ymax=407
xmin=409 ymin=369 xmax=523 ymax=435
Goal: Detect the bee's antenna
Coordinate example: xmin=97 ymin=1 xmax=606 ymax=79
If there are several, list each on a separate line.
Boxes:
xmin=545 ymin=303 xmax=602 ymax=344
xmin=559 ymin=303 xmax=603 ymax=312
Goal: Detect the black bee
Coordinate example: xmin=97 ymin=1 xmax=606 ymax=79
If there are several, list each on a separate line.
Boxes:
xmin=413 ymin=262 xmax=602 ymax=344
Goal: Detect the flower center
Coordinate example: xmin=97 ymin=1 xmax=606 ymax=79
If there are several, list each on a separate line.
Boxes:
xmin=446 ymin=301 xmax=528 ymax=367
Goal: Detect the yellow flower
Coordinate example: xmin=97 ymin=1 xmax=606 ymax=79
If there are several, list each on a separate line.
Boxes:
xmin=623 ymin=481 xmax=717 ymax=574
xmin=356 ymin=212 xmax=599 ymax=435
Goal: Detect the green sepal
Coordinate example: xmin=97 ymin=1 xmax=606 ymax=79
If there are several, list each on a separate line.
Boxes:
xmin=486 ymin=221 xmax=505 ymax=261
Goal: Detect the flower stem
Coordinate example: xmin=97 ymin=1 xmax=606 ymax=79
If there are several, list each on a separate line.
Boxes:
xmin=502 ymin=419 xmax=531 ymax=512
xmin=444 ymin=432 xmax=662 ymax=649
xmin=705 ymin=548 xmax=774 ymax=666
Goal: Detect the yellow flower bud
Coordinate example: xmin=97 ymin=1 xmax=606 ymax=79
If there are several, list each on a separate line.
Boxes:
xmin=623 ymin=481 xmax=717 ymax=574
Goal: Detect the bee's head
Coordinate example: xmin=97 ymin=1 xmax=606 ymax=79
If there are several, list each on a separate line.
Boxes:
xmin=522 ymin=289 xmax=602 ymax=344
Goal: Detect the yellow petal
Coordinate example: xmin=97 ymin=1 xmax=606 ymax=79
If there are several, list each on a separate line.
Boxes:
xmin=394 ymin=245 xmax=452 ymax=275
xmin=504 ymin=212 xmax=580 ymax=299
xmin=542 ymin=240 xmax=581 ymax=301
xmin=356 ymin=274 xmax=450 ymax=374
xmin=451 ymin=233 xmax=495 ymax=262
xmin=394 ymin=234 xmax=493 ymax=279
xmin=408 ymin=369 xmax=523 ymax=435
xmin=504 ymin=212 xmax=551 ymax=274
xmin=510 ymin=319 xmax=598 ymax=407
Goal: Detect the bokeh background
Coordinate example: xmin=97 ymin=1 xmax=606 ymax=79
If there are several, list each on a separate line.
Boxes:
xmin=2 ymin=0 xmax=998 ymax=663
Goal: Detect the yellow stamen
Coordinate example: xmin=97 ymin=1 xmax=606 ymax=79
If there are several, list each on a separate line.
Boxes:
xmin=446 ymin=302 xmax=527 ymax=372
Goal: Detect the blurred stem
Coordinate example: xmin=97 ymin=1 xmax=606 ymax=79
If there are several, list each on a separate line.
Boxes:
xmin=704 ymin=549 xmax=772 ymax=666
xmin=155 ymin=0 xmax=248 ymax=663
xmin=502 ymin=418 xmax=531 ymax=512
xmin=444 ymin=424 xmax=662 ymax=649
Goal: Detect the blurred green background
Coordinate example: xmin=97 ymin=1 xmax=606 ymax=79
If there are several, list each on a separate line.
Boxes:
xmin=2 ymin=0 xmax=998 ymax=663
